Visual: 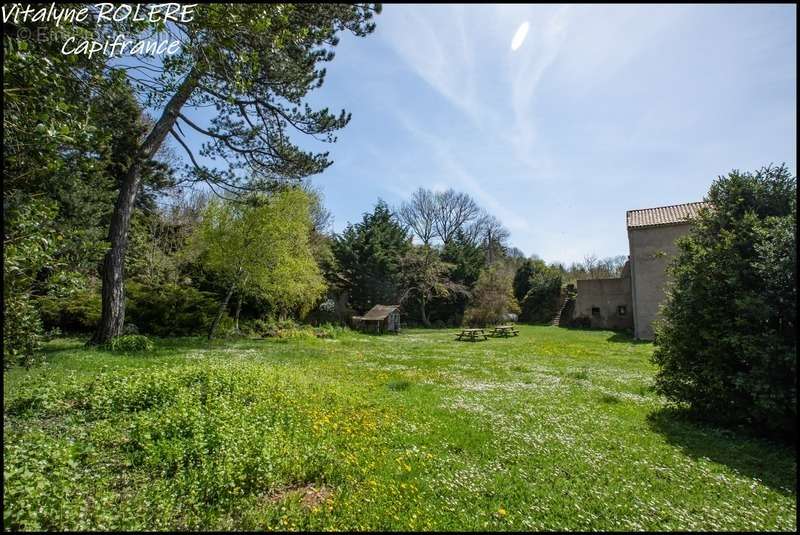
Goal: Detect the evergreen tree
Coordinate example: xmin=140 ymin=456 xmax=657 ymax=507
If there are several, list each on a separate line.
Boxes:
xmin=332 ymin=201 xmax=411 ymax=312
xmin=652 ymin=164 xmax=796 ymax=440
xmin=513 ymin=259 xmax=537 ymax=303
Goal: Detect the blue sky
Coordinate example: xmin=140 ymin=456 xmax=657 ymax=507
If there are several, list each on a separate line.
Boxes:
xmin=182 ymin=4 xmax=797 ymax=264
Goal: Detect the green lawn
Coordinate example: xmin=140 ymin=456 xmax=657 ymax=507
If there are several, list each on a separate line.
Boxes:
xmin=3 ymin=326 xmax=796 ymax=531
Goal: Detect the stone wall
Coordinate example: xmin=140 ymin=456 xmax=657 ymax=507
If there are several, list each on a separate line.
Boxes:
xmin=627 ymin=223 xmax=691 ymax=340
xmin=573 ymin=275 xmax=633 ymax=331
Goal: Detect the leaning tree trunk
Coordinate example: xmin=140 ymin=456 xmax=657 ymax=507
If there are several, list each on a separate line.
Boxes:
xmin=420 ymin=295 xmax=431 ymax=327
xmin=234 ymin=293 xmax=243 ymax=333
xmin=209 ymin=280 xmax=237 ymax=341
xmin=232 ymin=273 xmax=248 ymax=334
xmin=91 ymin=69 xmax=200 ymax=345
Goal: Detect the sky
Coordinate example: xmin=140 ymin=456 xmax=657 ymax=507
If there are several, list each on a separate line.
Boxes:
xmin=183 ymin=4 xmax=797 ymax=264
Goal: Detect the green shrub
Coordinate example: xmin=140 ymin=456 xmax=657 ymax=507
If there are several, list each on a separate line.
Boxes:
xmin=313 ymin=323 xmax=345 ymax=339
xmin=652 ymin=165 xmax=797 ymax=441
xmin=38 ymin=288 xmax=101 ymax=333
xmin=463 ymin=264 xmax=519 ymax=327
xmin=3 ymin=293 xmax=45 ymax=369
xmin=520 ymin=270 xmax=562 ymax=324
xmin=3 ymin=197 xmax=58 ymax=369
xmin=247 ymin=318 xmax=331 ymax=339
xmin=126 ymin=281 xmax=221 ymax=337
xmin=106 ymin=335 xmax=154 ymax=353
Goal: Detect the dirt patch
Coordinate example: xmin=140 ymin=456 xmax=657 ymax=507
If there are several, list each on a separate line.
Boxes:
xmin=300 ymin=485 xmax=332 ymax=508
xmin=265 ymin=483 xmax=333 ymax=509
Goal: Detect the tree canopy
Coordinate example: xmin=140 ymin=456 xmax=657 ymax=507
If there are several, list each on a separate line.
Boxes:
xmin=332 ymin=201 xmax=411 ymax=313
xmin=652 ymin=164 xmax=796 ymax=441
xmin=193 ymin=189 xmax=325 ymax=339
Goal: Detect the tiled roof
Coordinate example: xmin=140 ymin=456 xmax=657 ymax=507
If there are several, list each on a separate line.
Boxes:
xmin=360 ymin=304 xmax=400 ymax=321
xmin=627 ymin=201 xmax=709 ymax=229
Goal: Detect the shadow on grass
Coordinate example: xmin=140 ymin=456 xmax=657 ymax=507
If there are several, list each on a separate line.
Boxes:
xmin=647 ymin=407 xmax=796 ymax=496
xmin=554 ymin=326 xmax=648 ymax=345
xmin=605 ymin=331 xmax=650 ymax=344
xmin=41 ymin=337 xmax=90 ymax=354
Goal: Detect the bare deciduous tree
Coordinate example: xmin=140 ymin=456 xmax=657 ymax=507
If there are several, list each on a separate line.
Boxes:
xmin=433 ymin=189 xmax=481 ymax=245
xmin=398 ymin=188 xmax=437 ymax=245
xmin=479 ymin=214 xmax=510 ymax=265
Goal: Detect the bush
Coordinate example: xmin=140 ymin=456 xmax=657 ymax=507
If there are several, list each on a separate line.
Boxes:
xmin=243 ymin=319 xmax=345 ymax=340
xmin=3 ymin=293 xmax=45 ymax=369
xmin=38 ymin=289 xmax=101 ymax=333
xmin=463 ymin=264 xmax=520 ymax=327
xmin=519 ymin=269 xmax=562 ymax=324
xmin=3 ymin=197 xmax=58 ymax=368
xmin=248 ymin=318 xmax=298 ymax=338
xmin=244 ymin=318 xmax=305 ymax=339
xmin=126 ymin=282 xmax=221 ymax=337
xmin=106 ymin=335 xmax=154 ymax=353
xmin=652 ymin=165 xmax=796 ymax=441
xmin=313 ymin=323 xmax=346 ymax=339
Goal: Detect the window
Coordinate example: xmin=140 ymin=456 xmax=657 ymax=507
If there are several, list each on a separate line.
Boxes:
xmin=617 ymin=305 xmax=627 ymax=316
xmin=591 ymin=307 xmax=600 ymax=317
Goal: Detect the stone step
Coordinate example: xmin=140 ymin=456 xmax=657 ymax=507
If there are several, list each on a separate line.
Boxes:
xmin=551 ymin=295 xmax=571 ymax=326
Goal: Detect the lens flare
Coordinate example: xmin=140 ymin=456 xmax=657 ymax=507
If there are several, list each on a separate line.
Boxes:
xmin=511 ymin=21 xmax=530 ymax=51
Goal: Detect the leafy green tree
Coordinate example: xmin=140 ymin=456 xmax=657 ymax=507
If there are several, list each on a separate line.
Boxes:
xmin=3 ymin=197 xmax=59 ymax=368
xmin=513 ymin=259 xmax=538 ymax=303
xmin=427 ymin=229 xmax=485 ymax=324
xmin=399 ymin=246 xmax=467 ymax=326
xmin=91 ymin=4 xmax=381 ymax=343
xmin=463 ymin=263 xmax=520 ymax=327
xmin=192 ymin=189 xmax=325 ymax=339
xmin=652 ymin=165 xmax=796 ymax=440
xmin=3 ymin=13 xmax=107 ymax=194
xmin=512 ymin=258 xmax=563 ymax=323
xmin=4 ymin=18 xmax=176 ymax=357
xmin=4 ymin=17 xmax=172 ymax=274
xmin=520 ymin=267 xmax=563 ymax=324
xmin=332 ymin=201 xmax=411 ymax=312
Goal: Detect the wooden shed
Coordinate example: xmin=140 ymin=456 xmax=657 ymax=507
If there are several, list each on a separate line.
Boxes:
xmin=352 ymin=305 xmax=401 ymax=334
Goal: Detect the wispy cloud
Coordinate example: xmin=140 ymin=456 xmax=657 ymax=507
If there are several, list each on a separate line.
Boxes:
xmin=379 ymin=5 xmax=479 ymax=121
xmin=505 ymin=5 xmax=570 ymax=176
xmin=320 ymin=4 xmax=795 ymax=263
xmin=391 ymin=110 xmax=531 ymax=234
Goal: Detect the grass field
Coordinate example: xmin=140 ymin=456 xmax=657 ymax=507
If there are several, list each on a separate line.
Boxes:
xmin=3 ymin=326 xmax=796 ymax=531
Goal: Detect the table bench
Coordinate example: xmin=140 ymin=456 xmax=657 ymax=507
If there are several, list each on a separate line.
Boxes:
xmin=455 ymin=328 xmax=488 ymax=342
xmin=490 ymin=325 xmax=519 ymax=337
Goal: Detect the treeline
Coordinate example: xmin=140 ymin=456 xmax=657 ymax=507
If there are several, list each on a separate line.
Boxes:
xmin=1 ymin=3 xmax=629 ymax=369
xmin=3 ymin=4 xmax=382 ymax=367
xmin=328 ymin=188 xmax=631 ymax=328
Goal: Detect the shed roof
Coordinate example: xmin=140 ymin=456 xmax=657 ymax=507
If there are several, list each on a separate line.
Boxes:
xmin=627 ymin=201 xmax=709 ymax=229
xmin=360 ymin=304 xmax=400 ymax=321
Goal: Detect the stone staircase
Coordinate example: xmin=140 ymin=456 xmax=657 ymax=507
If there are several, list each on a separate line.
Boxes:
xmin=551 ymin=285 xmax=577 ymax=327
xmin=550 ymin=296 xmax=570 ymax=326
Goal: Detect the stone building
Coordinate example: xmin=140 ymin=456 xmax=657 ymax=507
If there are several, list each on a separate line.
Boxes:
xmin=573 ymin=261 xmax=634 ymax=331
xmin=572 ymin=201 xmax=708 ymax=340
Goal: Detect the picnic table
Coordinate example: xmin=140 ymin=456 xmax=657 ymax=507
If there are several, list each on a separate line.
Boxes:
xmin=455 ymin=328 xmax=488 ymax=342
xmin=490 ymin=324 xmax=519 ymax=337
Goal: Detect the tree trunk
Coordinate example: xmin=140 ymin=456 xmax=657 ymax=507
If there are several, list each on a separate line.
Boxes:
xmin=234 ymin=293 xmax=243 ymax=333
xmin=420 ymin=294 xmax=431 ymax=327
xmin=91 ymin=69 xmax=200 ymax=344
xmin=209 ymin=280 xmax=236 ymax=341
